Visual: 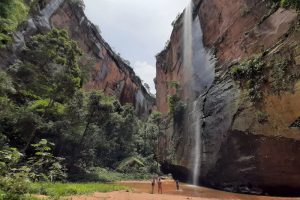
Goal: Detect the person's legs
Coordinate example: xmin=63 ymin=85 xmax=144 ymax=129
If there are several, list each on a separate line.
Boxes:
xmin=158 ymin=185 xmax=162 ymax=194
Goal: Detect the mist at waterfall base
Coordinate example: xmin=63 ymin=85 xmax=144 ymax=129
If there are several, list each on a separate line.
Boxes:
xmin=182 ymin=1 xmax=215 ymax=186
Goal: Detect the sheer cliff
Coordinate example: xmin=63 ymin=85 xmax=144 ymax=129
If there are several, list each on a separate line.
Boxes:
xmin=0 ymin=0 xmax=154 ymax=117
xmin=156 ymin=0 xmax=300 ymax=196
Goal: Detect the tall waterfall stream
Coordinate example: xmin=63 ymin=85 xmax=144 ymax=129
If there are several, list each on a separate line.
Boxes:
xmin=182 ymin=1 xmax=215 ymax=185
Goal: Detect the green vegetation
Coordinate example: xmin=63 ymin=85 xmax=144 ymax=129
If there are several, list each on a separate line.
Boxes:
xmin=231 ymin=52 xmax=299 ymax=103
xmin=269 ymin=56 xmax=295 ymax=94
xmin=27 ymin=139 xmax=67 ymax=182
xmin=0 ymin=0 xmax=28 ymax=48
xmin=167 ymin=81 xmax=185 ymax=122
xmin=168 ymin=94 xmax=180 ymax=114
xmin=231 ymin=55 xmax=265 ymax=102
xmin=0 ymin=146 xmax=30 ymax=200
xmin=278 ymin=0 xmax=300 ymax=10
xmin=29 ymin=182 xmax=129 ymax=198
xmin=256 ymin=111 xmax=269 ymax=123
xmin=269 ymin=0 xmax=300 ymax=10
xmin=0 ymin=28 xmax=161 ymax=199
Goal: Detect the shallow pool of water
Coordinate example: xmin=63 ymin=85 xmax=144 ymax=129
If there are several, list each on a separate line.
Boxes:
xmin=118 ymin=180 xmax=300 ymax=200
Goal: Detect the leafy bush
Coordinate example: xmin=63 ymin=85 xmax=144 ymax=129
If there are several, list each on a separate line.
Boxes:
xmin=0 ymin=147 xmax=30 ymax=200
xmin=0 ymin=70 xmax=15 ymax=96
xmin=27 ymin=139 xmax=67 ymax=182
xmin=231 ymin=55 xmax=264 ymax=80
xmin=231 ymin=55 xmax=265 ymax=102
xmin=0 ymin=175 xmax=29 ymax=200
xmin=270 ymin=56 xmax=294 ymax=93
xmin=0 ymin=147 xmax=26 ymax=176
xmin=167 ymin=94 xmax=180 ymax=114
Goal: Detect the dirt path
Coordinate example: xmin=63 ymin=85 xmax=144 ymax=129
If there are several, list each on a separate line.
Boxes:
xmin=68 ymin=181 xmax=299 ymax=200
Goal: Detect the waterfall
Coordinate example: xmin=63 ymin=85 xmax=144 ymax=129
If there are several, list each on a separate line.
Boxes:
xmin=183 ymin=0 xmax=193 ymax=83
xmin=192 ymin=100 xmax=201 ymax=185
xmin=183 ymin=0 xmax=215 ymax=185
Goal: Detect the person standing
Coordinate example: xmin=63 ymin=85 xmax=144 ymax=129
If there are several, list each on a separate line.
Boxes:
xmin=158 ymin=178 xmax=163 ymax=194
xmin=151 ymin=176 xmax=156 ymax=194
xmin=175 ymin=179 xmax=180 ymax=191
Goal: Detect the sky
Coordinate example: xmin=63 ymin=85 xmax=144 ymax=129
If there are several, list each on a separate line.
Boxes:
xmin=83 ymin=0 xmax=190 ymax=94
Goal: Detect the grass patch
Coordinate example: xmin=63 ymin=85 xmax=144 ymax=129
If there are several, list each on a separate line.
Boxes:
xmin=29 ymin=182 xmax=129 ymax=197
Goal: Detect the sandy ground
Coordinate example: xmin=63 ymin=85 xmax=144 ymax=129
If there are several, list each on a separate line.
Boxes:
xmin=69 ymin=191 xmax=212 ymax=200
xmin=65 ymin=181 xmax=300 ymax=200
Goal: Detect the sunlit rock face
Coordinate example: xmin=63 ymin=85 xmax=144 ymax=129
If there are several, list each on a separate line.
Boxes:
xmin=51 ymin=2 xmax=155 ymax=117
xmin=0 ymin=0 xmax=154 ymax=117
xmin=156 ymin=0 xmax=300 ymax=195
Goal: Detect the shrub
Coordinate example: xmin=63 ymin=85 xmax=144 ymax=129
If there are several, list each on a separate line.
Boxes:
xmin=0 ymin=147 xmax=30 ymax=200
xmin=270 ymin=56 xmax=293 ymax=93
xmin=231 ymin=55 xmax=265 ymax=102
xmin=232 ymin=55 xmax=264 ymax=80
xmin=0 ymin=175 xmax=29 ymax=200
xmin=167 ymin=94 xmax=180 ymax=114
xmin=0 ymin=147 xmax=23 ymax=176
xmin=27 ymin=139 xmax=67 ymax=182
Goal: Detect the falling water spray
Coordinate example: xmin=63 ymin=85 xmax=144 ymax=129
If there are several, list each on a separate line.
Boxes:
xmin=183 ymin=1 xmax=201 ymax=185
xmin=183 ymin=0 xmax=215 ymax=185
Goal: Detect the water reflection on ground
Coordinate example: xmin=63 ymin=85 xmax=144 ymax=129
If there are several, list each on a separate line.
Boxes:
xmin=118 ymin=180 xmax=300 ymax=200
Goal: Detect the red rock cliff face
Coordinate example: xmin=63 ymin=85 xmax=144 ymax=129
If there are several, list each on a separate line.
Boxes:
xmin=50 ymin=2 xmax=154 ymax=116
xmin=0 ymin=0 xmax=154 ymax=117
xmin=156 ymin=0 xmax=300 ymax=195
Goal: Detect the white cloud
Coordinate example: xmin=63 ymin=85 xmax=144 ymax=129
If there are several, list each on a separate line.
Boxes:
xmin=83 ymin=0 xmax=190 ymax=93
xmin=133 ymin=61 xmax=156 ymax=94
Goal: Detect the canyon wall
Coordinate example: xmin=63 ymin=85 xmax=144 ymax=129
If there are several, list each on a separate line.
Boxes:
xmin=0 ymin=0 xmax=154 ymax=117
xmin=156 ymin=0 xmax=300 ymax=195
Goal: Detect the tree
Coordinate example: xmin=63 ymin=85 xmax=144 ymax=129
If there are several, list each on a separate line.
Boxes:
xmin=7 ymin=29 xmax=83 ymax=152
